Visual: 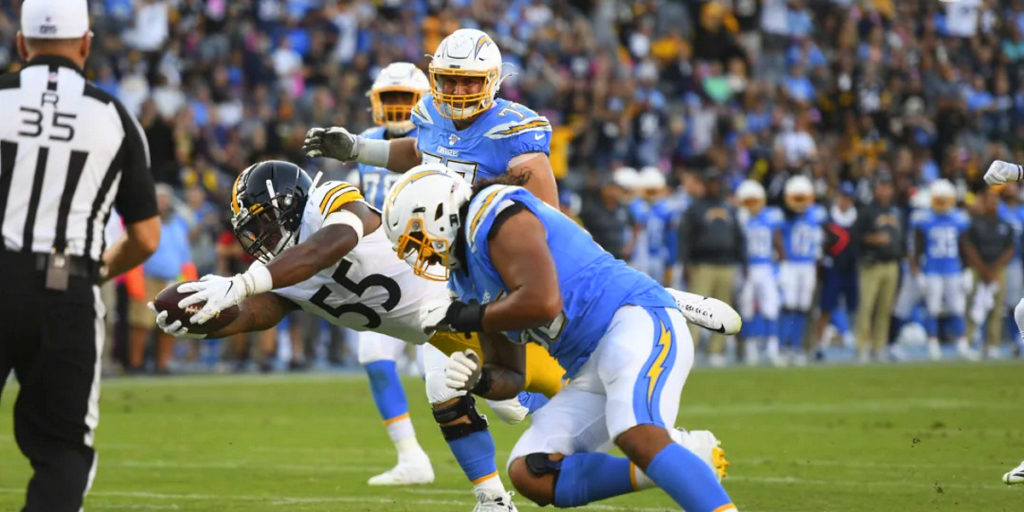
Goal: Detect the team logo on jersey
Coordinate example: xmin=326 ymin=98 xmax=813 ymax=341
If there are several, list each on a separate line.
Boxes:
xmin=448 ymin=134 xmax=461 ymax=145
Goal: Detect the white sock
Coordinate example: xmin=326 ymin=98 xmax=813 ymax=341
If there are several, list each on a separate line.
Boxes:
xmin=473 ymin=472 xmax=505 ymax=497
xmin=385 ymin=415 xmax=416 ymax=445
xmin=632 ymin=461 xmax=657 ymax=491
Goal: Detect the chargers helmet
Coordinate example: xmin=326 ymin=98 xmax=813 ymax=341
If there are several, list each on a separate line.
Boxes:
xmin=382 ymin=164 xmax=472 ymax=280
xmin=369 ymin=62 xmax=429 ymax=135
xmin=230 ymin=160 xmax=314 ymax=263
xmin=929 ymin=179 xmax=957 ymax=213
xmin=784 ymin=174 xmax=815 ymax=213
xmin=736 ymin=179 xmax=767 ymax=213
xmin=429 ymin=28 xmax=504 ymax=120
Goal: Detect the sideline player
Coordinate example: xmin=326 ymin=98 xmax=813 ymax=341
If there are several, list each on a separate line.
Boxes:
xmin=383 ymin=165 xmax=736 ymax=511
xmin=778 ymin=175 xmax=826 ymax=365
xmin=150 ymin=161 xmax=563 ymax=511
xmin=353 ymin=61 xmax=434 ymax=485
xmin=735 ymin=180 xmax=784 ymax=365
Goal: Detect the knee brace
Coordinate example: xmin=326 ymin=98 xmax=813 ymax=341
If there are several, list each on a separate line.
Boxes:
xmin=524 ymin=452 xmax=562 ymax=477
xmin=432 ymin=393 xmax=489 ymax=441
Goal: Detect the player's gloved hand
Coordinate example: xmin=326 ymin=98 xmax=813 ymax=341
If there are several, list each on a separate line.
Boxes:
xmin=303 ymin=127 xmax=359 ymax=161
xmin=983 ymin=160 xmax=1023 ymax=185
xmin=444 ymin=349 xmax=483 ymax=392
xmin=178 ymin=266 xmax=272 ymax=325
xmin=419 ymin=298 xmax=486 ymax=335
xmin=149 ymin=302 xmax=205 ymax=339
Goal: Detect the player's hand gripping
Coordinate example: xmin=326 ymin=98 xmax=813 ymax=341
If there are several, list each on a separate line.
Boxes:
xmin=303 ymin=127 xmax=360 ymax=161
xmin=445 ymin=349 xmax=483 ymax=392
xmin=984 ymin=160 xmax=1023 ymax=185
xmin=419 ymin=298 xmax=485 ymax=335
xmin=177 ymin=274 xmax=249 ymax=325
xmin=148 ymin=303 xmax=206 ymax=339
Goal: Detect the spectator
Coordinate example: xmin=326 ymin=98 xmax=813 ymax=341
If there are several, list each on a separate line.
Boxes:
xmin=679 ymin=169 xmax=745 ymax=366
xmin=964 ymin=187 xmax=1015 ymax=359
xmin=127 ymin=185 xmax=193 ymax=373
xmin=579 ymin=174 xmax=631 ymax=261
xmin=854 ymin=172 xmax=904 ymax=362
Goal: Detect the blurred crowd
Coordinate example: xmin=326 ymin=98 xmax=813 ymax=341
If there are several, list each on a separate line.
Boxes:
xmin=4 ymin=0 xmax=1024 ymax=371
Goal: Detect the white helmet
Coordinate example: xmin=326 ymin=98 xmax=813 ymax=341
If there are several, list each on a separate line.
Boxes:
xmin=429 ymin=28 xmax=504 ymax=120
xmin=612 ymin=166 xmax=639 ymax=190
xmin=736 ymin=179 xmax=766 ymax=203
xmin=369 ymin=62 xmax=430 ymax=135
xmin=382 ymin=163 xmax=472 ymax=281
xmin=784 ymin=174 xmax=815 ymax=213
xmin=929 ymin=178 xmax=957 ymax=212
xmin=637 ymin=166 xmax=667 ymax=190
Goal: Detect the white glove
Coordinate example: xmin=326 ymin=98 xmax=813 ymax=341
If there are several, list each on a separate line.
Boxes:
xmin=148 ymin=302 xmax=206 ymax=339
xmin=303 ymin=126 xmax=359 ymax=161
xmin=178 ymin=266 xmax=272 ymax=325
xmin=444 ymin=349 xmax=482 ymax=392
xmin=983 ymin=160 xmax=1023 ymax=185
xmin=419 ymin=296 xmax=454 ymax=336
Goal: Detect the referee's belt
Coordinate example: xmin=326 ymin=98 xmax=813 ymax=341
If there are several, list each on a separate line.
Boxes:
xmin=0 ymin=249 xmax=102 ymax=279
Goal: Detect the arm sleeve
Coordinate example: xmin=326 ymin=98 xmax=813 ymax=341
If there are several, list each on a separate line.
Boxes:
xmin=112 ymin=102 xmax=157 ymax=224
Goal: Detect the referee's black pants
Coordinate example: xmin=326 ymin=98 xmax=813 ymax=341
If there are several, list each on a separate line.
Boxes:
xmin=0 ymin=253 xmax=104 ymax=512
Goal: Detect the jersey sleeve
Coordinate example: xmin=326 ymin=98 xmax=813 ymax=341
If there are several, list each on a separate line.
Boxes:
xmin=482 ymin=102 xmax=552 ymax=159
xmin=765 ymin=207 xmax=784 ymax=228
xmin=309 ymin=180 xmax=365 ymax=222
xmin=910 ymin=209 xmax=930 ymax=229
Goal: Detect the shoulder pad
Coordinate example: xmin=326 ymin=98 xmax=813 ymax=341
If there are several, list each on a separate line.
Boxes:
xmin=312 ymin=180 xmax=364 ymax=217
xmin=765 ymin=207 xmax=784 ymax=224
xmin=466 ymin=185 xmax=522 ymax=249
xmin=910 ymin=209 xmax=932 ymax=225
xmin=412 ymin=97 xmax=434 ymax=126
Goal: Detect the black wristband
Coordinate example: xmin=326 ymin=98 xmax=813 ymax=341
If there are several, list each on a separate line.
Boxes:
xmin=470 ymin=366 xmax=492 ymax=396
xmin=448 ymin=301 xmax=486 ymax=333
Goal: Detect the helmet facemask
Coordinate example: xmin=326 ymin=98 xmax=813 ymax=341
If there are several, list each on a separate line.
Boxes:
xmin=429 ymin=67 xmax=501 ymax=120
xmin=393 ymin=212 xmax=456 ymax=281
xmin=231 ymin=192 xmax=303 ymax=264
xmin=370 ymin=88 xmax=422 ymax=135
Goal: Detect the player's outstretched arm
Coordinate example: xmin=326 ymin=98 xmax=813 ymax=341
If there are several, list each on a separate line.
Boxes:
xmin=302 ymin=127 xmax=421 ymax=172
xmin=265 ymin=201 xmax=380 ymax=289
xmin=483 ymin=207 xmax=562 ymax=331
xmin=508 ymin=153 xmax=559 ymax=207
xmin=210 ymin=292 xmax=298 ymax=338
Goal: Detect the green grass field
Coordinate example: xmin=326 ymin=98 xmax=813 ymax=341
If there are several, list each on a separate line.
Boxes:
xmin=2 ymin=362 xmax=1024 ymax=511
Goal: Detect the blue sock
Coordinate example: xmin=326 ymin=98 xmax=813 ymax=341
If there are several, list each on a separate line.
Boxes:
xmin=448 ymin=430 xmax=498 ymax=482
xmin=832 ymin=309 xmax=850 ymax=335
xmin=792 ymin=312 xmax=808 ymax=348
xmin=553 ymin=453 xmax=636 ymax=507
xmin=644 ymin=443 xmax=733 ymax=512
xmin=924 ymin=316 xmax=939 ymax=337
xmin=779 ymin=311 xmax=793 ymax=347
xmin=947 ymin=315 xmax=965 ymax=337
xmin=517 ymin=391 xmax=549 ymax=414
xmin=364 ymin=360 xmax=409 ymax=421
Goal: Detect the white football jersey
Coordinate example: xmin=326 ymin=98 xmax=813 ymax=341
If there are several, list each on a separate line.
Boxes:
xmin=273 ymin=180 xmax=446 ymax=344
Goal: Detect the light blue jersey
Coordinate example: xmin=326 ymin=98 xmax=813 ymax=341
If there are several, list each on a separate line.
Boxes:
xmin=911 ymin=208 xmax=970 ymax=275
xmin=450 ymin=185 xmax=676 ymax=377
xmin=781 ymin=205 xmax=827 ymax=263
xmin=356 ymin=126 xmax=417 ymax=209
xmin=411 ymin=96 xmax=551 ymax=183
xmin=744 ymin=207 xmax=784 ymax=266
xmin=647 ymin=198 xmax=684 ymax=266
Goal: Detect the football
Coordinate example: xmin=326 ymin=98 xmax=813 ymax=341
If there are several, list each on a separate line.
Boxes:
xmin=152 ymin=281 xmax=239 ymax=335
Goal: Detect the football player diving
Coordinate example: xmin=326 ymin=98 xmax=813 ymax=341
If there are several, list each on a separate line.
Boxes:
xmin=383 ymin=165 xmax=737 ymax=512
xmin=148 ymin=161 xmax=565 ymax=511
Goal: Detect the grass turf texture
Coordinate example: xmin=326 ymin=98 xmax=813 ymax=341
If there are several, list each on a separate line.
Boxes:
xmin=2 ymin=362 xmax=1023 ymax=511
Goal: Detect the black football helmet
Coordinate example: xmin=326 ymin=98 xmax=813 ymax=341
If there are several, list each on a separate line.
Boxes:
xmin=230 ymin=160 xmax=314 ymax=263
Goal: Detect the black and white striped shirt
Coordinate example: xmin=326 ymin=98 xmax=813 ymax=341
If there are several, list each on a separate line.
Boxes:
xmin=0 ymin=55 xmax=157 ymax=262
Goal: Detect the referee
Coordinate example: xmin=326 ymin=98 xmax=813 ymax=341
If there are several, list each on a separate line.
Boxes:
xmin=0 ymin=1 xmax=160 ymax=511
